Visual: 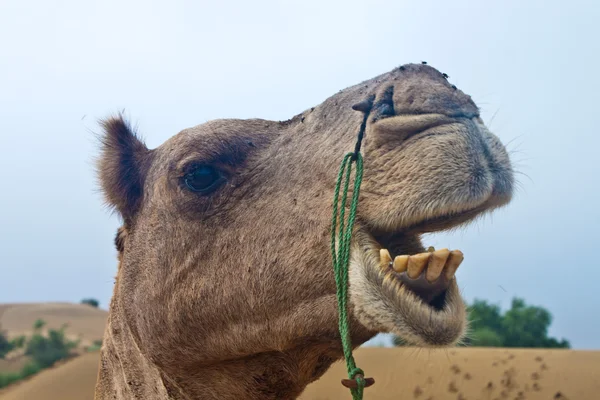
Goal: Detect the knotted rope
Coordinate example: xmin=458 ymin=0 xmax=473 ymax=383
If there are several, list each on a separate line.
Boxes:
xmin=330 ymin=98 xmax=374 ymax=400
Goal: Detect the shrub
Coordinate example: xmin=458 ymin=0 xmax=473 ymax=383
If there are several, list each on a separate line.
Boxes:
xmin=81 ymin=298 xmax=100 ymax=308
xmin=86 ymin=339 xmax=103 ymax=352
xmin=10 ymin=335 xmax=26 ymax=349
xmin=32 ymin=319 xmax=46 ymax=331
xmin=0 ymin=372 xmax=21 ymax=389
xmin=25 ymin=324 xmax=77 ymax=368
xmin=20 ymin=361 xmax=42 ymax=379
xmin=469 ymin=297 xmax=570 ymax=348
xmin=393 ymin=297 xmax=570 ymax=348
xmin=469 ymin=327 xmax=504 ymax=347
xmin=0 ymin=363 xmax=43 ymax=388
xmin=0 ymin=329 xmax=13 ymax=359
xmin=0 ymin=320 xmax=78 ymax=389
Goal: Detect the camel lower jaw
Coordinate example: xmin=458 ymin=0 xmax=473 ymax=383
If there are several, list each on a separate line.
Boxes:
xmin=348 ymin=232 xmax=468 ymax=347
xmin=347 ymin=199 xmax=499 ymax=345
xmin=361 ymin=200 xmax=495 ymax=313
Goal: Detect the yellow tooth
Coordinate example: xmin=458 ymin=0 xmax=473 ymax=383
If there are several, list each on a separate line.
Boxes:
xmin=393 ymin=255 xmax=409 ymax=273
xmin=427 ymin=246 xmax=435 ymax=252
xmin=444 ymin=250 xmax=464 ymax=280
xmin=407 ymin=253 xmax=430 ymax=278
xmin=380 ymin=249 xmax=392 ymax=269
xmin=427 ymin=248 xmax=450 ymax=282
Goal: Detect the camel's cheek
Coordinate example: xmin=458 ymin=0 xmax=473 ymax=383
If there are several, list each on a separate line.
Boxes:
xmin=114 ymin=204 xmax=346 ymax=374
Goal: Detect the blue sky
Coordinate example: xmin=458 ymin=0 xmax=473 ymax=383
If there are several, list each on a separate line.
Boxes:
xmin=0 ymin=0 xmax=598 ymax=349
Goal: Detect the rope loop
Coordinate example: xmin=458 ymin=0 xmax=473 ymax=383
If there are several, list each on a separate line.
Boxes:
xmin=330 ymin=99 xmax=374 ymax=399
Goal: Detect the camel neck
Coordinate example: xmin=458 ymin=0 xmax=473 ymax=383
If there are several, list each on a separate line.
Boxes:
xmin=95 ymin=298 xmax=173 ymax=399
xmin=95 ymin=304 xmax=336 ymax=400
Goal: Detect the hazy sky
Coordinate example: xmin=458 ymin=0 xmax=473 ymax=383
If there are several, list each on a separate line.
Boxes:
xmin=1 ymin=0 xmax=598 ymax=349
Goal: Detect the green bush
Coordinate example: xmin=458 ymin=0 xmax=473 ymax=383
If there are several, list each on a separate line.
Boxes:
xmin=20 ymin=361 xmax=42 ymax=379
xmin=25 ymin=324 xmax=77 ymax=368
xmin=0 ymin=372 xmax=21 ymax=389
xmin=469 ymin=327 xmax=504 ymax=347
xmin=81 ymin=298 xmax=100 ymax=308
xmin=32 ymin=319 xmax=46 ymax=331
xmin=393 ymin=297 xmax=570 ymax=348
xmin=0 ymin=320 xmax=79 ymax=389
xmin=86 ymin=339 xmax=103 ymax=352
xmin=467 ymin=297 xmax=570 ymax=348
xmin=0 ymin=329 xmax=13 ymax=359
xmin=10 ymin=335 xmax=26 ymax=349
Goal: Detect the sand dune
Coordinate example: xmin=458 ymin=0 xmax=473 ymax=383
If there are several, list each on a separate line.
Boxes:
xmin=0 ymin=352 xmax=100 ymax=400
xmin=2 ymin=347 xmax=599 ymax=400
xmin=0 ymin=302 xmax=107 ymax=345
xmin=2 ymin=304 xmax=599 ymax=399
xmin=300 ymin=347 xmax=600 ymax=400
xmin=0 ymin=302 xmax=107 ymax=398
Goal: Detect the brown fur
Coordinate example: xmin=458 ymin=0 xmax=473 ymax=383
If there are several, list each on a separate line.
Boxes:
xmin=95 ymin=63 xmax=513 ymax=399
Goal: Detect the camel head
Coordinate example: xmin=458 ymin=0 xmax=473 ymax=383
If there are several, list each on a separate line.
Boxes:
xmin=97 ymin=63 xmax=513 ymax=398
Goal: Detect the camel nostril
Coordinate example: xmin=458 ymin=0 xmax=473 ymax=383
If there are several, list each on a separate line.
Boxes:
xmin=374 ymin=104 xmax=394 ymax=121
xmin=371 ymin=86 xmax=395 ymax=122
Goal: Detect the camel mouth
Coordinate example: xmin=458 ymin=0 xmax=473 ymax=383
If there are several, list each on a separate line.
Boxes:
xmin=349 ymin=148 xmax=511 ymax=346
xmin=375 ymin=246 xmax=461 ymax=310
xmin=349 ymin=228 xmax=469 ymax=347
xmin=348 ymin=205 xmax=496 ymax=347
xmin=362 ymin=184 xmax=512 ymax=308
xmin=366 ymin=202 xmax=491 ymax=310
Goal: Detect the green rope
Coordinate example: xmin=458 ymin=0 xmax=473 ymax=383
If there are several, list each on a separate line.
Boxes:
xmin=330 ymin=151 xmax=366 ymax=400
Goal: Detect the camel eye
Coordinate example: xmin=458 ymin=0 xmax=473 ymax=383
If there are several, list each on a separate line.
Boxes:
xmin=183 ymin=165 xmax=225 ymax=194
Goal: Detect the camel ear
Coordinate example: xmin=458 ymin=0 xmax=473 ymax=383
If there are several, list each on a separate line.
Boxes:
xmin=98 ymin=116 xmax=151 ymax=223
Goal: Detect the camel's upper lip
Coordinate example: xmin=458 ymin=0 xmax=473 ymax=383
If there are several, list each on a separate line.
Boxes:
xmin=401 ymin=196 xmax=508 ymax=235
xmin=369 ymin=199 xmax=492 ymax=247
xmin=373 ymin=113 xmax=457 ymax=133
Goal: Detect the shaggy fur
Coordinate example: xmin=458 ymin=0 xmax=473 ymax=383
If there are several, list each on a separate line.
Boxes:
xmin=95 ymin=63 xmax=513 ymax=399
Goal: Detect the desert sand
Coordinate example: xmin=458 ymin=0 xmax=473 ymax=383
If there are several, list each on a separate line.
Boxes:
xmin=301 ymin=347 xmax=600 ymax=400
xmin=0 ymin=303 xmax=107 ymax=344
xmin=1 ymin=352 xmax=100 ymax=400
xmin=1 ymin=303 xmax=599 ymax=400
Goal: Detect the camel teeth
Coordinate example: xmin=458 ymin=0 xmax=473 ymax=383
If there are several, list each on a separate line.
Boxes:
xmin=426 ymin=248 xmax=450 ymax=282
xmin=444 ymin=250 xmax=464 ymax=280
xmin=393 ymin=255 xmax=409 ymax=273
xmin=380 ymin=249 xmax=392 ymax=269
xmin=407 ymin=253 xmax=430 ymax=278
